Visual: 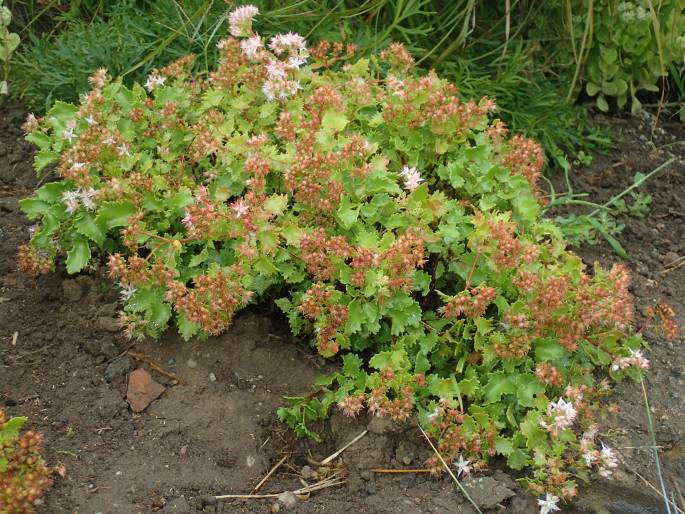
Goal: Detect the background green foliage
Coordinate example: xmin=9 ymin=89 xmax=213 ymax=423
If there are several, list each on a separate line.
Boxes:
xmin=0 ymin=0 xmax=19 ymax=100
xmin=565 ymin=0 xmax=685 ymax=115
xmin=7 ymin=0 xmax=618 ymax=168
xmin=10 ymin=0 xmax=227 ymax=110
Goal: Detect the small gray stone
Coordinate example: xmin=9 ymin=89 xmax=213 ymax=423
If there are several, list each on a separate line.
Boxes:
xmin=62 ymin=279 xmax=84 ymax=302
xmin=208 ymin=372 xmax=217 ymax=382
xmin=186 ymin=358 xmax=197 ymax=369
xmin=462 ymin=476 xmax=515 ymax=510
xmin=105 ymin=356 xmax=133 ymax=383
xmin=277 ymin=491 xmax=298 ymax=509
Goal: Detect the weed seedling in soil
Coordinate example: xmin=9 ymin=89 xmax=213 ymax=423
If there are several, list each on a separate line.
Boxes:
xmin=16 ymin=5 xmax=677 ymax=509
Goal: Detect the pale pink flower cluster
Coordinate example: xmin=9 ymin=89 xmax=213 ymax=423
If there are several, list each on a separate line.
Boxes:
xmin=268 ymin=32 xmax=308 ymax=68
xmin=539 ymin=397 xmax=577 ymax=434
xmin=80 ymin=187 xmax=97 ymax=210
xmin=63 ymin=119 xmax=77 ymax=143
xmin=181 ymin=212 xmax=195 ymax=231
xmin=262 ymin=60 xmax=302 ymax=101
xmin=611 ymin=349 xmax=650 ymax=372
xmin=580 ymin=423 xmax=599 ymax=451
xmin=564 ymin=384 xmax=584 ymax=403
xmin=22 ymin=113 xmax=39 ymax=133
xmin=454 ymin=455 xmax=471 ymax=478
xmin=228 ymin=4 xmax=259 ymax=37
xmin=400 ymin=165 xmax=423 ymax=192
xmin=240 ymin=34 xmax=264 ymax=61
xmin=89 ymin=67 xmax=108 ymax=89
xmin=117 ymin=143 xmax=131 ymax=157
xmin=582 ymin=441 xmax=619 ymax=478
xmin=229 ymin=6 xmax=308 ymax=101
xmin=260 ymin=33 xmax=308 ymax=100
xmin=597 ymin=443 xmax=620 ymax=477
xmin=119 ymin=284 xmax=137 ymax=302
xmin=538 ymin=492 xmax=561 ymax=514
xmin=580 ymin=423 xmax=620 ymax=477
xmin=231 ymin=199 xmax=250 ymax=218
xmin=386 ymin=75 xmax=407 ymax=99
xmin=144 ymin=70 xmax=166 ymax=92
xmin=61 ymin=187 xmax=97 ymax=214
xmin=61 ymin=190 xmax=80 ymax=213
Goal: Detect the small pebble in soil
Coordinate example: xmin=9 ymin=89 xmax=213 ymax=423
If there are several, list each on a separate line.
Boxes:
xmin=186 ymin=358 xmax=197 ymax=368
xmin=278 ymin=491 xmax=298 ymax=509
xmin=208 ymin=372 xmax=216 ymax=382
xmin=462 ymin=476 xmax=515 ymax=510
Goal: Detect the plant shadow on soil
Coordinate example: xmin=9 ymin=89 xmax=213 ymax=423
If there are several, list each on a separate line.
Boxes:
xmin=1 ymin=102 xmax=684 ymax=514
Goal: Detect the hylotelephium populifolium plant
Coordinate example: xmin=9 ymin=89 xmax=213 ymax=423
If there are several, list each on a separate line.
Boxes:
xmin=17 ymin=4 xmax=670 ymax=511
xmin=0 ymin=410 xmax=53 ymax=514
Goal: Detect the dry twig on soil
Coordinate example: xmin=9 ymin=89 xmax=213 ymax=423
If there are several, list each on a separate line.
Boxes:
xmin=251 ymin=455 xmax=288 ymax=495
xmin=320 ymin=430 xmax=368 ymax=465
xmin=215 ymin=473 xmax=345 ymax=501
xmin=127 ymin=350 xmax=187 ymax=385
xmin=418 ymin=425 xmax=483 ymax=514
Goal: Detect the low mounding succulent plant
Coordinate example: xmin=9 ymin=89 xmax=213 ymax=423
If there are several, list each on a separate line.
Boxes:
xmin=18 ymin=5 xmax=660 ymax=510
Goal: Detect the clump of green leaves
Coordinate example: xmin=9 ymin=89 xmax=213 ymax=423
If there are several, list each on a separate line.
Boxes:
xmin=567 ymin=0 xmax=685 ymax=113
xmin=0 ymin=0 xmax=19 ymax=102
xmin=0 ymin=410 xmax=53 ymax=514
xmin=18 ymin=10 xmax=650 ymax=505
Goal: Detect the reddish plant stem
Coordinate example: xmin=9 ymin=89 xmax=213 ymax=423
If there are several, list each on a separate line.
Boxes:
xmin=464 ymin=252 xmax=480 ymax=290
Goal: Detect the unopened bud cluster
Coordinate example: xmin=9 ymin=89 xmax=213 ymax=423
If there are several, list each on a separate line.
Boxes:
xmin=0 ymin=411 xmax=53 ymax=514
